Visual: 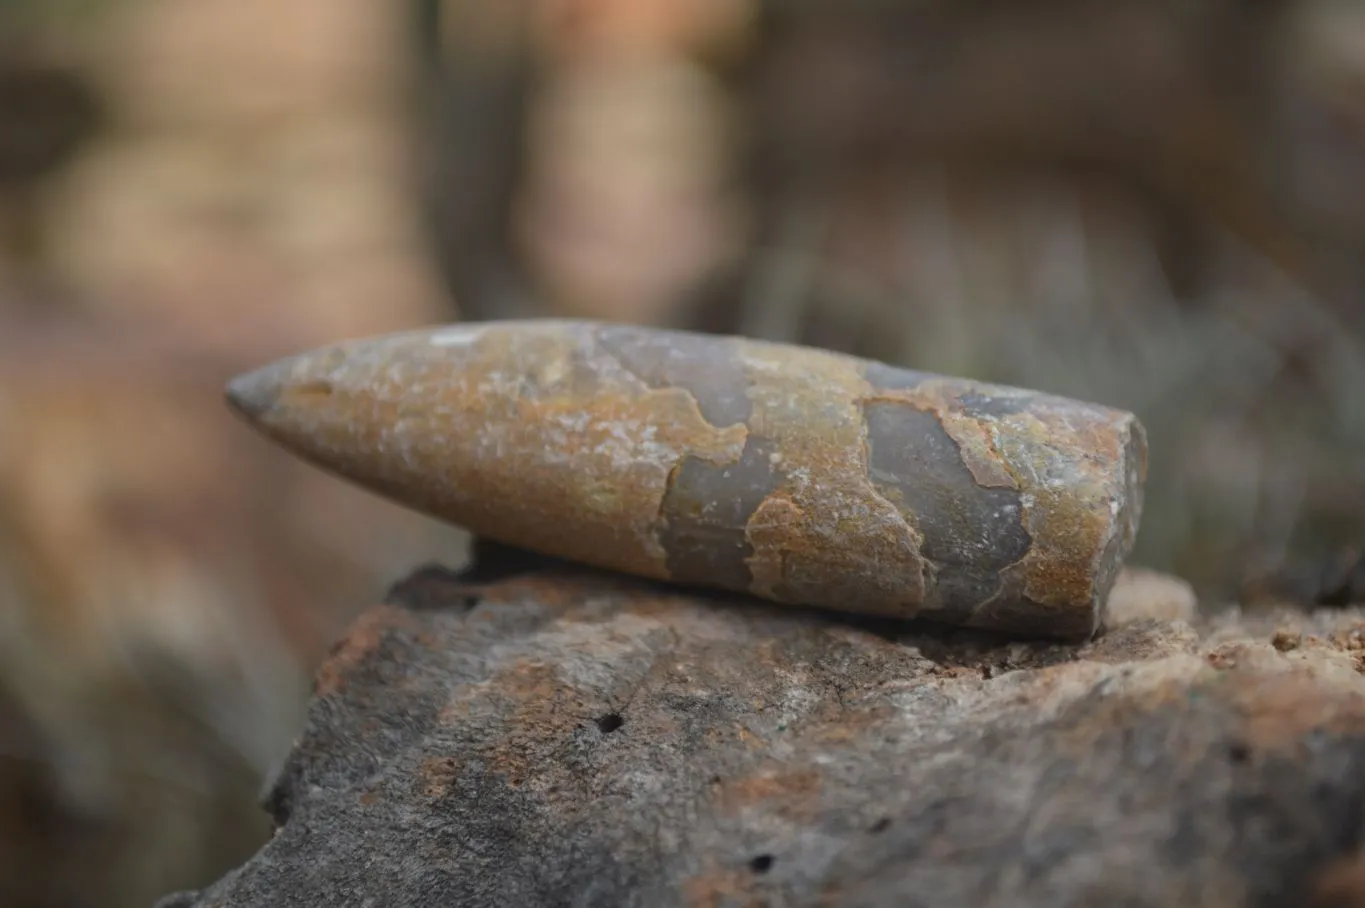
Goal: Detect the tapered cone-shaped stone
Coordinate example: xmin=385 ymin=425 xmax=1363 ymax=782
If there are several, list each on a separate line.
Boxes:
xmin=226 ymin=320 xmax=1146 ymax=640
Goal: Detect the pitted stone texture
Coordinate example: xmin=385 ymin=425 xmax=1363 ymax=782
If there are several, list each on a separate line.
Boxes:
xmin=163 ymin=566 xmax=1365 ymax=908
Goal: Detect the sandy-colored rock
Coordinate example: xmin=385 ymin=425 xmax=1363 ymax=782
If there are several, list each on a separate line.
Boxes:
xmin=162 ymin=555 xmax=1365 ymax=908
xmin=1106 ymin=566 xmax=1199 ymax=626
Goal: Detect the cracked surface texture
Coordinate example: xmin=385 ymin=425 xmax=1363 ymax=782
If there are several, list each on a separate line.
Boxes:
xmin=225 ymin=320 xmax=1146 ymax=639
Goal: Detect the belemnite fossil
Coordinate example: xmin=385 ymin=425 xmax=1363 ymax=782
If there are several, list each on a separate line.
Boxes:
xmin=226 ymin=320 xmax=1146 ymax=640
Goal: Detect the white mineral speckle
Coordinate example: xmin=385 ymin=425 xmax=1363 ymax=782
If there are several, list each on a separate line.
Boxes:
xmin=429 ymin=325 xmax=486 ymax=347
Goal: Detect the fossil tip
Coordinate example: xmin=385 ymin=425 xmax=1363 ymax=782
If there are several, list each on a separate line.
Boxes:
xmin=225 ymin=364 xmax=283 ymax=423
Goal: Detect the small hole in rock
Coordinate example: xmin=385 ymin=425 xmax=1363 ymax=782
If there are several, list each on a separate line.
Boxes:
xmin=749 ymin=854 xmax=774 ymax=874
xmin=596 ymin=713 xmax=624 ymax=734
xmin=263 ymin=778 xmax=293 ymax=830
xmin=1228 ymin=742 xmax=1251 ymax=764
xmin=869 ymin=817 xmax=892 ymax=834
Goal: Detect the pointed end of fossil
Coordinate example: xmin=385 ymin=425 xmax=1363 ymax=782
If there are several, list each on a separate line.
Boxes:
xmin=225 ymin=363 xmax=284 ymax=424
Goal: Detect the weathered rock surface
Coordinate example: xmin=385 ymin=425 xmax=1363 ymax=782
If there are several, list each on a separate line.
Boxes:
xmin=162 ymin=556 xmax=1365 ymax=908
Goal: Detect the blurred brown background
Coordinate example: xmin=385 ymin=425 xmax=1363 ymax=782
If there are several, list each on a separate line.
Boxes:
xmin=3 ymin=0 xmax=1365 ymax=904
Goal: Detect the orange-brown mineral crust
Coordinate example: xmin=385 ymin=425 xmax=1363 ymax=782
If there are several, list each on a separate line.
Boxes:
xmin=225 ymin=320 xmax=1147 ymax=639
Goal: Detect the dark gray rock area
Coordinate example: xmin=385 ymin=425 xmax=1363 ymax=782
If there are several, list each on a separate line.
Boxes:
xmin=160 ymin=560 xmax=1365 ymax=907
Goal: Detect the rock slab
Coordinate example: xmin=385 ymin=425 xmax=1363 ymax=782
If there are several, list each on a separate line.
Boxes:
xmin=162 ymin=559 xmax=1365 ymax=908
